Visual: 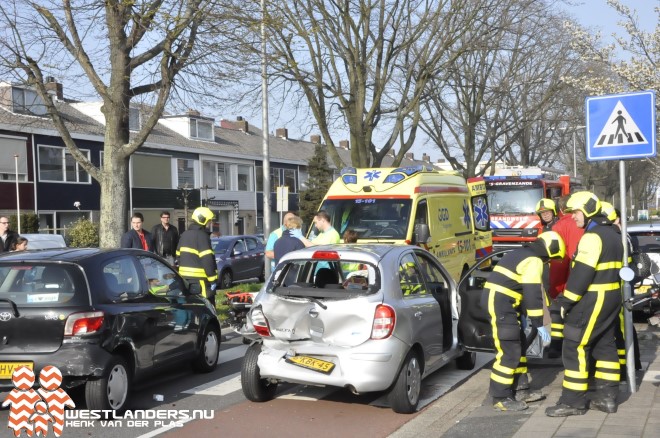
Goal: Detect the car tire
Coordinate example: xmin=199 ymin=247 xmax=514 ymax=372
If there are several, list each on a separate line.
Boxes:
xmin=85 ymin=355 xmax=131 ymax=413
xmin=241 ymin=343 xmax=277 ymax=402
xmin=388 ymin=350 xmax=422 ymax=414
xmin=258 ymin=265 xmax=265 ymax=283
xmin=456 ymin=350 xmax=476 ymax=370
xmin=220 ymin=270 xmax=233 ymax=289
xmin=192 ymin=323 xmax=220 ymax=373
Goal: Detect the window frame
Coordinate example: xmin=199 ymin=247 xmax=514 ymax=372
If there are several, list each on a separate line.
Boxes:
xmin=189 ymin=118 xmax=214 ymax=140
xmin=38 ymin=144 xmax=91 ymax=184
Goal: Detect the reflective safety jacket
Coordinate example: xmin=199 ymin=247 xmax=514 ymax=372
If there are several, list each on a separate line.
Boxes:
xmin=559 ymin=223 xmax=623 ymax=313
xmin=176 ymin=224 xmax=218 ymax=283
xmin=484 ymin=245 xmax=545 ymax=327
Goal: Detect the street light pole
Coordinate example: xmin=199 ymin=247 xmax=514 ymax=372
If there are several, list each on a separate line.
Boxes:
xmin=572 ymin=130 xmax=577 ymax=178
xmin=15 ymin=154 xmax=20 ymax=234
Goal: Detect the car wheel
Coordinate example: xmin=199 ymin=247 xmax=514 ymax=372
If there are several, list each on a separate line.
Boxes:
xmin=85 ymin=355 xmax=130 ymax=412
xmin=192 ymin=323 xmax=220 ymax=373
xmin=241 ymin=343 xmax=277 ymax=402
xmin=388 ymin=350 xmax=422 ymax=414
xmin=456 ymin=350 xmax=476 ymax=370
xmin=220 ymin=270 xmax=233 ymax=289
xmin=258 ymin=265 xmax=265 ymax=283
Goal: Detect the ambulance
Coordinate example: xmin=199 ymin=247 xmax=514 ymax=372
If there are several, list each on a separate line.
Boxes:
xmin=313 ymin=166 xmax=492 ymax=282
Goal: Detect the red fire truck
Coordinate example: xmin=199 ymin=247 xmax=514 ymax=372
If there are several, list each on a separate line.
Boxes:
xmin=484 ymin=167 xmax=571 ymax=249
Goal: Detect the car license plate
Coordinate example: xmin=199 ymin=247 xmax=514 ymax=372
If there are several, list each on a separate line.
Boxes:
xmin=285 ymin=355 xmax=335 ymax=374
xmin=0 ymin=362 xmax=34 ymax=380
xmin=636 ymin=285 xmax=651 ymax=294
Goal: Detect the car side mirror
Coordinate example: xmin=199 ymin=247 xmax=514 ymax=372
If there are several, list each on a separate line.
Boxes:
xmin=233 ymin=249 xmax=242 ymax=257
xmin=413 ymin=223 xmax=430 ymax=245
xmin=188 ymin=282 xmax=203 ymax=295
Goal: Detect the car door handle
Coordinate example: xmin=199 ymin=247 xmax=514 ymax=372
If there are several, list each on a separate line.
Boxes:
xmin=414 ymin=311 xmax=423 ymax=318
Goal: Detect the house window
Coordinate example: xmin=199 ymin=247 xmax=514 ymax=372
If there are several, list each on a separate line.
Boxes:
xmin=202 ymin=161 xmax=225 ymax=190
xmin=283 ymin=169 xmax=297 ymax=193
xmin=131 ymin=154 xmax=172 ymax=188
xmin=177 ymin=158 xmax=196 ymax=188
xmin=255 ymin=166 xmax=280 ymax=192
xmin=12 ymin=86 xmax=46 ymax=116
xmin=0 ymin=137 xmax=28 ymax=181
xmin=129 ymin=108 xmax=140 ymax=131
xmin=237 ymin=165 xmax=252 ymax=191
xmin=38 ymin=145 xmax=90 ymax=183
xmin=189 ymin=119 xmax=214 ymax=140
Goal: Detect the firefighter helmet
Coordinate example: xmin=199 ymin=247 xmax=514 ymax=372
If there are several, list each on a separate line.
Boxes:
xmin=537 ymin=231 xmax=566 ymax=259
xmin=535 ymin=198 xmax=557 ymax=215
xmin=565 ymin=191 xmax=601 ymax=218
xmin=191 ymin=206 xmax=214 ymax=226
xmin=599 ymin=201 xmax=618 ymax=222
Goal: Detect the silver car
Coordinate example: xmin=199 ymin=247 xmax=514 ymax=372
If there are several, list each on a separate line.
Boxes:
xmin=240 ymin=244 xmax=484 ymax=414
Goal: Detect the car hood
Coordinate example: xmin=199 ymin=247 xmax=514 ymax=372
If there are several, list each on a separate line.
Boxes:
xmin=257 ymin=291 xmax=383 ymax=347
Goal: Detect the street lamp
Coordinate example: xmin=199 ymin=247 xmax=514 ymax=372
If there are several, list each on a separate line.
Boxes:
xmin=560 ymin=125 xmax=586 ymax=177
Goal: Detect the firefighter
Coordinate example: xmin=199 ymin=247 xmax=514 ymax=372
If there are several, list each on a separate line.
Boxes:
xmin=546 ymin=195 xmax=585 ymax=358
xmin=487 ymin=231 xmax=565 ymax=412
xmin=176 ymin=207 xmax=219 ymax=307
xmin=546 ymin=192 xmax=624 ymax=417
xmin=535 ymin=198 xmax=558 ymax=230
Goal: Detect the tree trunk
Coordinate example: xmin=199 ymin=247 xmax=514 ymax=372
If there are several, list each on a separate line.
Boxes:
xmin=99 ymin=154 xmax=129 ymax=248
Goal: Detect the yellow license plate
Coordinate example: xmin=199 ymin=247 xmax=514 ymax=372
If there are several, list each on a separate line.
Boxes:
xmin=286 ymin=356 xmax=335 ymax=374
xmin=636 ymin=285 xmax=651 ymax=294
xmin=0 ymin=362 xmax=34 ymax=380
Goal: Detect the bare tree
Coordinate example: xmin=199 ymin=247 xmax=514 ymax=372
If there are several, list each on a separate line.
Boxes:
xmin=0 ymin=0 xmax=224 ymax=247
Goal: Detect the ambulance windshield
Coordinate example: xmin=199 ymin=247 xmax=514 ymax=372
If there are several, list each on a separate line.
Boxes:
xmin=316 ymin=199 xmax=412 ymax=240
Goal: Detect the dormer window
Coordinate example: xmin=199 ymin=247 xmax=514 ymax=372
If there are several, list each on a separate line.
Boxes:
xmin=190 ymin=118 xmax=213 ymax=140
xmin=12 ymin=86 xmax=46 ymax=116
xmin=129 ymin=107 xmax=140 ymax=131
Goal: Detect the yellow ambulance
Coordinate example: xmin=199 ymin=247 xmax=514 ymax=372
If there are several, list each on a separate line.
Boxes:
xmin=313 ymin=166 xmax=492 ymax=282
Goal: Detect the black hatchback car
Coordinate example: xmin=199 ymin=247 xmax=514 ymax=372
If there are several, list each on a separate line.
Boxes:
xmin=0 ymin=248 xmax=221 ymax=412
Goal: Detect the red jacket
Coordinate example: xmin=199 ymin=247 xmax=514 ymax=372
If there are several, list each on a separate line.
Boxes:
xmin=548 ymin=214 xmax=585 ymax=299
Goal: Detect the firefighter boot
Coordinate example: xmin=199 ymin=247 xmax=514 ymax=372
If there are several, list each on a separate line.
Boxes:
xmin=493 ymin=397 xmax=528 ymax=412
xmin=590 ymin=385 xmax=618 ymax=414
xmin=545 ymin=403 xmax=587 ymax=417
xmin=514 ymin=389 xmax=545 ymax=403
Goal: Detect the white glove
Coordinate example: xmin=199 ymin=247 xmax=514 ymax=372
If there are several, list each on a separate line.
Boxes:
xmin=210 ymin=283 xmax=217 ymax=291
xmin=290 ymin=228 xmax=303 ymax=239
xmin=537 ymin=326 xmax=550 ymax=344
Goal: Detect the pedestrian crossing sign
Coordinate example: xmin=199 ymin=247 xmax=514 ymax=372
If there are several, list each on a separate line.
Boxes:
xmin=586 ymin=90 xmax=656 ymax=161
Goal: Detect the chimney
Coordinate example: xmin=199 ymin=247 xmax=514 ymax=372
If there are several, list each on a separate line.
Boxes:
xmin=310 ymin=135 xmax=321 ymax=144
xmin=339 ymin=140 xmax=350 ymax=150
xmin=44 ymin=76 xmax=63 ymax=100
xmin=236 ymin=116 xmax=248 ymax=132
xmin=187 ymin=109 xmax=200 ymax=117
xmin=276 ymin=128 xmax=288 ymax=139
xmin=405 ymin=152 xmax=414 ymax=160
xmin=422 ymin=153 xmax=431 ymax=163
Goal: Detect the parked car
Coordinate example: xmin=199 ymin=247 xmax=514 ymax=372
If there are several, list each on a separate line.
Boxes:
xmin=627 ymin=223 xmax=660 ymax=313
xmin=240 ymin=244 xmax=484 ymax=414
xmin=0 ymin=248 xmax=221 ymax=412
xmin=212 ymin=235 xmax=266 ymax=289
xmin=19 ymin=233 xmax=66 ymax=249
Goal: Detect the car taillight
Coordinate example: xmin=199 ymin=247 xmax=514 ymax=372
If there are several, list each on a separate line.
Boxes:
xmin=250 ymin=308 xmax=271 ymax=337
xmin=312 ymin=251 xmax=340 ymax=261
xmin=371 ymin=304 xmax=395 ymax=339
xmin=64 ymin=311 xmax=105 ymax=336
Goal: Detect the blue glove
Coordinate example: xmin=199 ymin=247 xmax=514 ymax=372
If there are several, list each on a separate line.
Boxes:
xmin=290 ymin=228 xmax=303 ymax=239
xmin=537 ymin=326 xmax=550 ymax=344
xmin=210 ymin=283 xmax=217 ymax=291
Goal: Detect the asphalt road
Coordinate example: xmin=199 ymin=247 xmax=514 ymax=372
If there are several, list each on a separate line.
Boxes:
xmin=0 ymin=328 xmax=493 ymax=438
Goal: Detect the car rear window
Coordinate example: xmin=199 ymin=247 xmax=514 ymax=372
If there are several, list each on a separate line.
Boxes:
xmin=269 ymin=259 xmax=378 ymax=299
xmin=630 ymin=231 xmax=660 ymax=253
xmin=0 ymin=263 xmax=88 ymax=306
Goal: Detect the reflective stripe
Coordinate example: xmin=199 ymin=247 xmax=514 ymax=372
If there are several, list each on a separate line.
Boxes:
xmin=551 ymin=323 xmax=564 ymax=329
xmin=490 ymin=373 xmax=514 ymax=385
xmin=493 ymin=265 xmax=521 ymax=283
xmin=578 ymin=290 xmax=605 ymax=373
xmin=587 ymin=282 xmax=621 ymax=292
xmin=527 ymin=309 xmax=543 ymax=317
xmin=595 ymin=371 xmax=620 ymax=381
xmin=515 ymin=366 xmax=527 ymax=374
xmin=596 ymin=360 xmax=620 ymax=370
xmin=619 ymin=358 xmax=627 ymax=365
xmin=550 ymin=332 xmax=564 ymax=338
xmin=563 ymin=380 xmax=589 ymax=391
xmin=565 ymin=369 xmax=589 ymax=379
xmin=617 ymin=349 xmax=626 ymax=356
xmin=595 ymin=261 xmax=622 ymax=270
xmin=485 ymin=283 xmax=522 ymax=300
xmin=493 ymin=362 xmax=516 ymax=375
xmin=519 ymin=357 xmax=527 ymax=364
xmin=179 ymin=247 xmax=203 ymax=256
xmin=563 ymin=290 xmax=582 ymax=302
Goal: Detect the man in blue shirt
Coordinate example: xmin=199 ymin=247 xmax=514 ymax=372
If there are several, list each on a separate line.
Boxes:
xmin=265 ymin=211 xmax=296 ymax=271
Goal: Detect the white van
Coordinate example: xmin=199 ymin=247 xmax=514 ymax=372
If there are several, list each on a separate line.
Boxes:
xmin=19 ymin=234 xmax=67 ymax=249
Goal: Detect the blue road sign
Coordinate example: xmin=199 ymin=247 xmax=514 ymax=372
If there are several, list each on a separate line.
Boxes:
xmin=585 ymin=90 xmax=656 ymax=161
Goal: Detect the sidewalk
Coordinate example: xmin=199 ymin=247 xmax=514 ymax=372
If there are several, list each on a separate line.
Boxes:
xmin=391 ymin=324 xmax=660 ymax=438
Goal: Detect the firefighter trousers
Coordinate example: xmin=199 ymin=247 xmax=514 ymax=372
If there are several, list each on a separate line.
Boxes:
xmin=558 ymin=291 xmax=621 ymax=409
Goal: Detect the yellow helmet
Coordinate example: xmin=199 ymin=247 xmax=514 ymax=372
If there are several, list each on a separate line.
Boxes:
xmin=599 ymin=201 xmax=618 ymax=222
xmin=191 ymin=206 xmax=214 ymax=226
xmin=565 ymin=191 xmax=601 ymax=218
xmin=537 ymin=231 xmax=566 ymax=259
xmin=535 ymin=198 xmax=557 ymax=215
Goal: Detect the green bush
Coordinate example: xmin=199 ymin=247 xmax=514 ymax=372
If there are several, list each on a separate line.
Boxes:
xmin=67 ymin=218 xmax=100 ymax=248
xmin=9 ymin=213 xmax=39 ymax=233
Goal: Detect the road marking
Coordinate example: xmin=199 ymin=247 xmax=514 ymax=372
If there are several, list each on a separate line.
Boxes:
xmin=182 ymin=372 xmax=242 ymax=396
xmin=218 ymin=343 xmax=249 ymax=364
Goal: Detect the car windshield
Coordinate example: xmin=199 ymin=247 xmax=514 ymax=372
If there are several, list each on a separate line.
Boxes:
xmin=629 ymin=230 xmax=660 ymax=253
xmin=0 ymin=263 xmax=87 ymax=306
xmin=486 ymin=184 xmax=544 ymax=215
xmin=269 ymin=259 xmax=378 ymax=299
xmin=211 ymin=239 xmax=230 ymax=255
xmin=317 ymin=198 xmax=412 ymax=240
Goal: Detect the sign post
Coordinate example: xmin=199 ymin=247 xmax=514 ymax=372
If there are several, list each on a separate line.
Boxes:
xmin=586 ymin=90 xmax=656 ymax=394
